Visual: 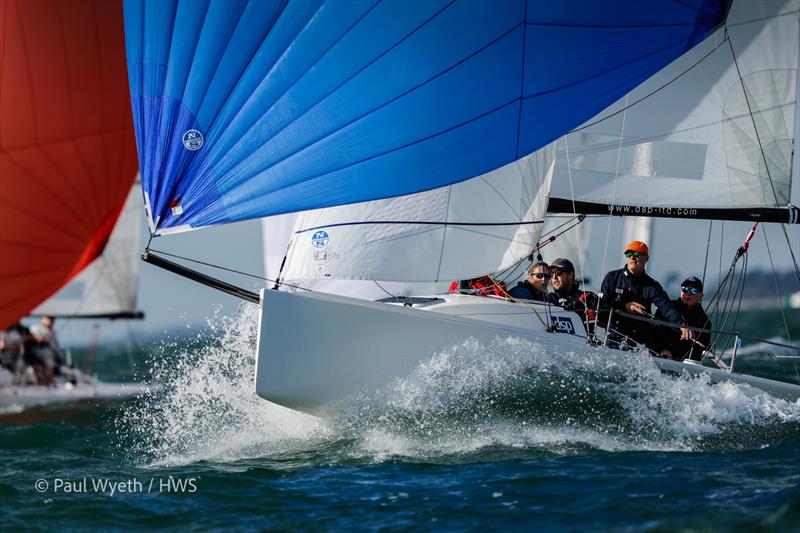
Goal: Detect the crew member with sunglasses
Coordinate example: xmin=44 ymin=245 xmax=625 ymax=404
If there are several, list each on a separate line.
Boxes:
xmin=509 ymin=262 xmax=550 ymax=301
xmin=653 ymin=277 xmax=710 ymax=361
xmin=548 ymin=258 xmax=599 ymax=334
xmin=599 ymin=241 xmax=693 ymax=350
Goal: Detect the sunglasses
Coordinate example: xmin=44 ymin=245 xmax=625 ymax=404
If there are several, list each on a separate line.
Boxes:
xmin=624 ymin=251 xmax=646 ymax=258
xmin=531 ymin=272 xmax=551 ymax=279
xmin=681 ymin=286 xmax=700 ymax=295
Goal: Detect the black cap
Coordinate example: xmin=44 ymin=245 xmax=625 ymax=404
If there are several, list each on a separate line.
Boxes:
xmin=682 ymin=276 xmax=703 ymax=291
xmin=550 ymin=258 xmax=575 ymax=273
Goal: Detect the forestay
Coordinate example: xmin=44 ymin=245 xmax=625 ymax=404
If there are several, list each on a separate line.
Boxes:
xmin=280 ymin=143 xmax=556 ymax=283
xmin=548 ymin=0 xmax=800 ymax=223
xmin=124 ymin=0 xmax=729 ymax=235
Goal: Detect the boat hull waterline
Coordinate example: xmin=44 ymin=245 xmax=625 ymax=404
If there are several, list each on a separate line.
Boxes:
xmin=0 ymin=379 xmax=154 ymax=411
xmin=255 ymin=290 xmax=800 ymax=415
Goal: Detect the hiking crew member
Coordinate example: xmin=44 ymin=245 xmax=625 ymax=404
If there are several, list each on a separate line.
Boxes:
xmin=509 ymin=262 xmax=550 ymax=301
xmin=599 ymin=241 xmax=693 ymax=350
xmin=654 ymin=277 xmax=711 ymax=361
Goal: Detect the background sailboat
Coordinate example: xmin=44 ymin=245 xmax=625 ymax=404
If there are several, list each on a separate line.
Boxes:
xmin=32 ymin=180 xmax=144 ymax=321
xmin=0 ymin=1 xmax=148 ymax=409
xmin=0 ymin=0 xmax=138 ymax=330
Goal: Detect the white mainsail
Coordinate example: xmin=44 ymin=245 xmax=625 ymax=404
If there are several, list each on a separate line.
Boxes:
xmin=548 ymin=1 xmax=799 ymax=221
xmin=279 ymin=142 xmax=557 ymax=284
xmin=32 ymin=180 xmax=144 ymax=319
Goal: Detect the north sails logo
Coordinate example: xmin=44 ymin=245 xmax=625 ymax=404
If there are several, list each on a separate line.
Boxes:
xmin=311 ymin=230 xmax=329 ymax=248
xmin=182 ymin=129 xmax=204 ymax=151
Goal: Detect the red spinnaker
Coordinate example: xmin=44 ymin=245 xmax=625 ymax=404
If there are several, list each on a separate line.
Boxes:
xmin=0 ymin=0 xmax=138 ymax=329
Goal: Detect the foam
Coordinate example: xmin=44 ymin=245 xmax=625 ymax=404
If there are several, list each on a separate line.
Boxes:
xmin=121 ymin=306 xmax=800 ymax=468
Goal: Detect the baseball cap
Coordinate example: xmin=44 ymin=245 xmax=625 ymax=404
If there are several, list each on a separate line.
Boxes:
xmin=682 ymin=276 xmax=703 ymax=291
xmin=550 ymin=258 xmax=575 ymax=273
xmin=624 ymin=241 xmax=649 ymax=255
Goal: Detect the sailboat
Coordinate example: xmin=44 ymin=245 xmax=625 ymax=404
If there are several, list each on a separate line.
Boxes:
xmin=127 ymin=0 xmax=800 ymax=414
xmin=0 ymin=1 xmax=148 ymax=410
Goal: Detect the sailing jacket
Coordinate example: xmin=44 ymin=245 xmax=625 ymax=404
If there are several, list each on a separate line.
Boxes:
xmin=654 ymin=299 xmax=711 ymax=361
xmin=509 ymin=281 xmax=547 ymax=301
xmin=548 ymin=283 xmax=599 ymax=331
xmin=548 ymin=282 xmax=592 ymax=310
xmin=599 ymin=267 xmax=684 ymax=347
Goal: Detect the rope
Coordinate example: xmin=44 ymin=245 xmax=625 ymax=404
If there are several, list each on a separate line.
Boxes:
xmin=145 ymin=248 xmax=312 ymax=293
xmin=599 ymin=93 xmax=630 ymax=285
xmin=702 ymin=220 xmax=713 ymax=283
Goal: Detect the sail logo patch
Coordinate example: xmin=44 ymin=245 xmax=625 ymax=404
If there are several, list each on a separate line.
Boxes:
xmin=182 ymin=129 xmax=204 ymax=151
xmin=311 ymin=230 xmax=329 ymax=248
xmin=551 ymin=316 xmax=575 ymax=334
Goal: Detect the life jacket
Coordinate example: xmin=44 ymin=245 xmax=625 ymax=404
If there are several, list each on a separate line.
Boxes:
xmin=449 ymin=276 xmax=507 ymax=297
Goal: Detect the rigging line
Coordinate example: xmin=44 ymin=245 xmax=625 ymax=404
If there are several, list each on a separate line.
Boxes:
xmin=704 ymin=248 xmax=741 ymax=349
xmin=561 ymin=134 xmax=593 ymax=336
xmin=570 ymin=35 xmax=728 ymax=135
xmin=539 ymin=215 xmax=582 ymax=239
xmin=562 ymin=99 xmax=792 ymax=158
xmin=145 ymin=248 xmax=269 ymax=283
xmin=702 ymin=220 xmax=713 ymax=284
xmin=727 ymin=254 xmax=748 ymax=357
xmin=727 ymin=36 xmax=783 ymax=209
xmin=763 ymin=227 xmax=793 ymax=344
xmin=495 ymin=279 xmax=549 ymax=329
xmin=778 ymin=222 xmax=800 ymax=285
xmin=372 ymin=280 xmax=398 ymax=300
xmin=762 ymin=225 xmax=800 ymax=382
xmin=293 ymin=219 xmax=544 ymax=234
xmin=723 ymin=256 xmax=748 ymax=356
xmin=719 ymin=221 xmax=724 ymax=289
xmin=564 ymin=9 xmax=795 ymax=137
xmin=563 ymin=135 xmax=589 ymax=292
xmin=599 ymin=92 xmax=629 ymax=285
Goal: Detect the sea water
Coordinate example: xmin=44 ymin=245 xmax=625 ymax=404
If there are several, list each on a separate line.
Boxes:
xmin=1 ymin=307 xmax=799 ymax=530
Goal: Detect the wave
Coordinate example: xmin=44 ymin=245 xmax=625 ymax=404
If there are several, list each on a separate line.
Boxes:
xmin=121 ymin=306 xmax=800 ymax=468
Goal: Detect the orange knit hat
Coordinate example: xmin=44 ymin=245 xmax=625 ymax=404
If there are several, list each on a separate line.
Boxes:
xmin=624 ymin=240 xmax=649 ymax=255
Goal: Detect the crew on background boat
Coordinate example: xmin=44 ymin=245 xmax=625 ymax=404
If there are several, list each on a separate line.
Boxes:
xmin=0 ymin=322 xmax=26 ymax=373
xmin=599 ymin=241 xmax=693 ymax=350
xmin=548 ymin=258 xmax=599 ymax=334
xmin=653 ymin=277 xmax=711 ymax=361
xmin=30 ymin=315 xmax=60 ymax=352
xmin=29 ymin=315 xmax=65 ymax=381
xmin=509 ymin=262 xmax=550 ymax=301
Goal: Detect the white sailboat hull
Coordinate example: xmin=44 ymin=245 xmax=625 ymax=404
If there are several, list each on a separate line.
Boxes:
xmin=255 ymin=290 xmax=800 ymax=414
xmin=0 ymin=379 xmax=153 ymax=413
xmin=255 ymin=290 xmax=587 ymax=414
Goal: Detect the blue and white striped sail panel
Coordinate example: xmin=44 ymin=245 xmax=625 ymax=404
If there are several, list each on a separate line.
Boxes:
xmin=124 ymin=0 xmax=730 ymax=234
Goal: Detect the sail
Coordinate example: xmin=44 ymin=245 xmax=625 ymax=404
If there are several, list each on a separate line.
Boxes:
xmin=280 ymin=144 xmax=556 ymax=283
xmin=32 ymin=181 xmax=144 ymax=319
xmin=539 ymin=215 xmax=593 ymax=283
xmin=548 ymin=0 xmax=800 ymax=223
xmin=0 ymin=0 xmax=138 ymax=329
xmin=622 ymin=217 xmax=653 ymax=247
xmin=124 ymin=0 xmax=730 ymax=235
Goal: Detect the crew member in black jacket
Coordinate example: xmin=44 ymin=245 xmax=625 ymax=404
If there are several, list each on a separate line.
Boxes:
xmin=599 ymin=241 xmax=693 ymax=350
xmin=654 ymin=276 xmax=711 ymax=361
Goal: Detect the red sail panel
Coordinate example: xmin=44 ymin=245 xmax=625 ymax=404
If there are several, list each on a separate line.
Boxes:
xmin=0 ymin=0 xmax=138 ymax=329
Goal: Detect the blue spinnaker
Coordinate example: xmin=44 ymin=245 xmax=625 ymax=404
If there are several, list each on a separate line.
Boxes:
xmin=124 ymin=0 xmax=729 ymax=233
